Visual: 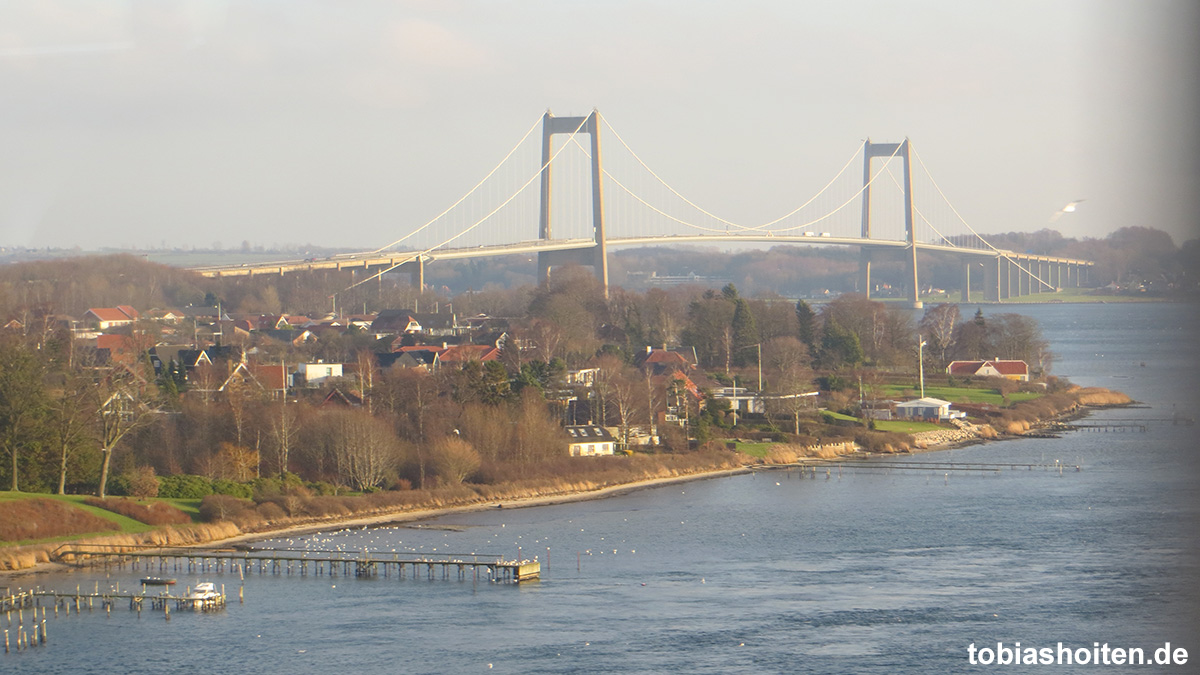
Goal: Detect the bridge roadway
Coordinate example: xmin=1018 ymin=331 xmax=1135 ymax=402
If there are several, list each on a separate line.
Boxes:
xmin=189 ymin=234 xmax=1094 ymax=303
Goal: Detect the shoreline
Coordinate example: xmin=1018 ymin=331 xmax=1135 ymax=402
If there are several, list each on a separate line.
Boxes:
xmin=2 ymin=396 xmax=1132 ymax=582
xmin=0 ymin=466 xmax=753 ymax=582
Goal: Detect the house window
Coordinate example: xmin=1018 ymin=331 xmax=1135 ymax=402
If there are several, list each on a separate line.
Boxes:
xmin=587 ymin=444 xmax=595 ymax=455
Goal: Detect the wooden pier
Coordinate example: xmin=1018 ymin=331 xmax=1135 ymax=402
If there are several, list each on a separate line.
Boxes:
xmin=54 ymin=545 xmax=540 ymax=583
xmin=752 ymin=457 xmax=1081 ymax=476
xmin=2 ymin=584 xmax=226 ymax=655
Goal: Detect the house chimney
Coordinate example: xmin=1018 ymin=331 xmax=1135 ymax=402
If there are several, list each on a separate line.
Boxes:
xmin=646 ymin=345 xmax=652 ymax=354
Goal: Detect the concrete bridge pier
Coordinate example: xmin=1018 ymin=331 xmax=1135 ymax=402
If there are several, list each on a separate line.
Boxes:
xmin=537 ymin=247 xmax=601 ymax=286
xmin=961 ymin=260 xmax=972 ymax=302
xmin=395 ymin=257 xmax=424 ymax=290
xmin=983 ymin=257 xmax=1000 ymax=302
xmin=859 ymin=249 xmax=874 ymax=298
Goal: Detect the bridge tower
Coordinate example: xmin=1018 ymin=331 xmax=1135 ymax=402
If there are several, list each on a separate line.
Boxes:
xmin=536 ymin=109 xmax=609 ymax=298
xmin=858 ymin=139 xmax=921 ymax=309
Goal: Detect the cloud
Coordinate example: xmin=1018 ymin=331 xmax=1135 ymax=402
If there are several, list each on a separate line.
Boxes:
xmin=385 ymin=19 xmax=488 ymax=71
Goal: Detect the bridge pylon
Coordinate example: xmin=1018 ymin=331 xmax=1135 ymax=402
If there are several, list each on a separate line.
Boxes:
xmin=859 ymin=138 xmax=921 ymax=308
xmin=536 ymin=109 xmax=609 ymax=298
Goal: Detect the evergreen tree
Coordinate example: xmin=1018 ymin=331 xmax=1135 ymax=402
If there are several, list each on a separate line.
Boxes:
xmin=0 ymin=340 xmax=49 ymax=491
xmin=731 ymin=299 xmax=759 ymax=367
xmin=820 ymin=318 xmax=864 ymax=369
xmin=795 ymin=299 xmax=817 ymax=354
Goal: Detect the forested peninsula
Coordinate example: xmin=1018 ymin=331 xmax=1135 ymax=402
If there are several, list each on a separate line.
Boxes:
xmin=0 ymin=250 xmax=1137 ymax=572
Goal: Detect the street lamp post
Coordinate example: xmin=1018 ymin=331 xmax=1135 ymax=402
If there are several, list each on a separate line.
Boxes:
xmin=918 ymin=337 xmax=927 ymax=399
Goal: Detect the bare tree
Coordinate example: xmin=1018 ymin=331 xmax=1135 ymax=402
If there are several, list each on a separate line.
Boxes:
xmin=269 ymin=396 xmax=300 ymax=477
xmin=93 ymin=366 xmax=160 ymax=498
xmin=322 ymin=408 xmax=401 ymax=491
xmin=354 ymin=349 xmax=376 ymax=414
xmin=603 ymin=363 xmax=642 ymax=449
xmin=919 ymin=304 xmax=960 ymax=366
xmin=48 ymin=367 xmax=96 ymax=494
xmin=433 ymin=435 xmax=480 ymax=485
xmin=762 ymin=336 xmax=816 ymax=435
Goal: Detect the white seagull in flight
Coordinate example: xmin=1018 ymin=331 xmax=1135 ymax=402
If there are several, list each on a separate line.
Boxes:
xmin=1050 ymin=199 xmax=1085 ymax=222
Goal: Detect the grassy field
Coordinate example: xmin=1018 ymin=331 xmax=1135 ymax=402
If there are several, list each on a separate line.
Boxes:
xmin=160 ymin=499 xmax=203 ymax=521
xmin=0 ymin=492 xmax=198 ymax=546
xmin=732 ymin=442 xmax=776 ymax=458
xmin=879 ymin=384 xmax=1040 ymax=407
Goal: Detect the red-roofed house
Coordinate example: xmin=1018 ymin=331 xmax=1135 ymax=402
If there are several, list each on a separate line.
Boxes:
xmin=84 ymin=306 xmax=139 ymax=330
xmin=637 ymin=347 xmax=696 ymax=376
xmin=438 ymin=344 xmax=500 ymax=365
xmin=946 ymin=359 xmax=1030 ymax=382
xmin=96 ymin=334 xmax=138 ymax=365
xmin=219 ymin=361 xmax=291 ymax=399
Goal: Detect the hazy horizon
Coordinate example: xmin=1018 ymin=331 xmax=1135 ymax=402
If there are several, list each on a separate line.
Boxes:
xmin=2 ymin=1 xmax=1197 ymax=251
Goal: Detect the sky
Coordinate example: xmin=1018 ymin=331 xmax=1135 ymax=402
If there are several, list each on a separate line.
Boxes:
xmin=0 ymin=0 xmax=1197 ymax=252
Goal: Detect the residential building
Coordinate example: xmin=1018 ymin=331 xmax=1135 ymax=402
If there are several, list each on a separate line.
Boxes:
xmin=295 ymin=362 xmax=344 ymax=387
xmin=894 ymin=397 xmax=963 ymax=421
xmin=565 ymin=425 xmax=616 ymax=456
xmin=946 ymin=359 xmax=1030 ymax=382
xmin=84 ymin=306 xmax=139 ymax=330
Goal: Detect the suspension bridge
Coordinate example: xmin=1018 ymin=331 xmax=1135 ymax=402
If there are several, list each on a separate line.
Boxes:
xmin=192 ymin=110 xmax=1094 ymax=307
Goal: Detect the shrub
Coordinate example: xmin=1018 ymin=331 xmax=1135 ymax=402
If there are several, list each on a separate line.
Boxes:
xmin=0 ymin=499 xmax=118 ymax=542
xmin=211 ymin=479 xmax=254 ymax=499
xmin=198 ymin=494 xmax=254 ymax=523
xmin=82 ymin=498 xmax=192 ymax=526
xmin=127 ymin=466 xmax=160 ymax=498
xmin=158 ymin=474 xmax=213 ymax=499
xmin=255 ymin=501 xmax=287 ymax=522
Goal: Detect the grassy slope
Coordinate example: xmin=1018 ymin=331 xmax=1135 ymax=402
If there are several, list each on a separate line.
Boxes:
xmin=823 ymin=409 xmax=942 ymax=433
xmin=880 ymin=384 xmax=1040 ymax=406
xmin=0 ymin=492 xmax=194 ymax=547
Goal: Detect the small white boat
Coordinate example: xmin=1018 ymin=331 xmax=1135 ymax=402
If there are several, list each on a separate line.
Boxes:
xmin=186 ymin=582 xmax=221 ymax=601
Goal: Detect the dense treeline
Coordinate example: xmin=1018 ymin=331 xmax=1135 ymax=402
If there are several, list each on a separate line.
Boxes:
xmin=0 ymin=245 xmax=1057 ymax=501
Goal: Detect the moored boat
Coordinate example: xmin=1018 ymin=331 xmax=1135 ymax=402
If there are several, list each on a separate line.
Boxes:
xmin=140 ymin=577 xmax=176 ymax=586
xmin=186 ymin=582 xmax=220 ymax=600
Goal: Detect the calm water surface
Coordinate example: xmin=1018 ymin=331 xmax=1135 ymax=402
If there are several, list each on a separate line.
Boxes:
xmin=5 ymin=303 xmax=1199 ymax=674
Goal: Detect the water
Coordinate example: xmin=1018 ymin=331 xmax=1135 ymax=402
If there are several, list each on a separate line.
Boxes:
xmin=5 ymin=303 xmax=1199 ymax=673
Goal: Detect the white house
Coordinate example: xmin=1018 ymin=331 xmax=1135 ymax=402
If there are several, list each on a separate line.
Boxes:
xmin=894 ymin=397 xmax=963 ymax=421
xmin=565 ymin=425 xmax=616 ymax=456
xmin=296 ymin=362 xmax=344 ymax=387
xmin=710 ymin=386 xmax=765 ymax=415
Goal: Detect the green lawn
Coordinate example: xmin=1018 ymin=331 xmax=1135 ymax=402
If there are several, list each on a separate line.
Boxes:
xmin=160 ymin=498 xmax=203 ymax=522
xmin=732 ymin=442 xmax=776 ymax=458
xmin=822 ymin=410 xmax=943 ymax=433
xmin=880 ymin=384 xmax=1040 ymax=407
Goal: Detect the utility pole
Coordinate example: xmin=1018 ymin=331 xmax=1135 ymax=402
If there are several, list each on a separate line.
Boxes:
xmin=918 ymin=337 xmax=927 ymax=399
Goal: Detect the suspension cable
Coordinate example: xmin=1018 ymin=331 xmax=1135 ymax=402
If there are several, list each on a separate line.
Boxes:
xmin=368 ymin=114 xmax=544 ymax=254
xmin=341 ymin=116 xmax=592 ymax=293
xmin=571 ymin=130 xmax=893 ymax=235
xmin=910 ymin=142 xmax=1056 ymax=288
